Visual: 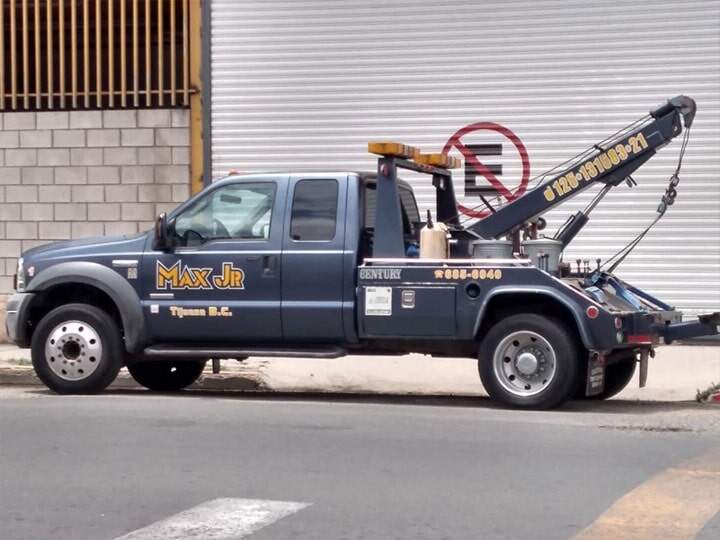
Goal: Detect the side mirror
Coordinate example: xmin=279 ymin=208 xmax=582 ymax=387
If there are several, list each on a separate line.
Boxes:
xmin=153 ymin=212 xmax=171 ymax=250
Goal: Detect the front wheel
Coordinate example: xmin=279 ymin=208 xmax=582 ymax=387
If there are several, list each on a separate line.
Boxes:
xmin=31 ymin=303 xmax=124 ymax=394
xmin=128 ymin=360 xmax=206 ymax=391
xmin=478 ymin=314 xmax=580 ymax=409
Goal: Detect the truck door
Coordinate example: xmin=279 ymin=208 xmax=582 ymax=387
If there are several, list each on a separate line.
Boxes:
xmin=281 ymin=175 xmax=347 ymax=341
xmin=141 ymin=178 xmax=287 ymax=343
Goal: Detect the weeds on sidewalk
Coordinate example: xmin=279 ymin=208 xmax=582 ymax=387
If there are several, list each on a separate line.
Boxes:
xmin=6 ymin=358 xmax=31 ymax=367
xmin=696 ymin=382 xmax=720 ymax=402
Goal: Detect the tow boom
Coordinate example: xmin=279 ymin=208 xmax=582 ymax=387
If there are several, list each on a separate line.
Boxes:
xmin=468 ymin=95 xmax=696 ymax=241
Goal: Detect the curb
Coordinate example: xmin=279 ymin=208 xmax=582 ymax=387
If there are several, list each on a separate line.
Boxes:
xmin=0 ymin=366 xmax=40 ymax=387
xmin=0 ymin=365 xmax=265 ymax=392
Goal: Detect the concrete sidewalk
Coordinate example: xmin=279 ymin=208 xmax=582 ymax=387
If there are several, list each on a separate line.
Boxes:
xmin=1 ymin=344 xmax=718 ymax=401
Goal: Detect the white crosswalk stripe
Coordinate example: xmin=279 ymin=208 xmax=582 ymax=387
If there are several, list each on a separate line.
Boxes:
xmin=114 ymin=498 xmax=310 ymax=540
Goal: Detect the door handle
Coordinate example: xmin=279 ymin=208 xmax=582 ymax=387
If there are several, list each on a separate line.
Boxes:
xmin=262 ymin=255 xmax=277 ymax=275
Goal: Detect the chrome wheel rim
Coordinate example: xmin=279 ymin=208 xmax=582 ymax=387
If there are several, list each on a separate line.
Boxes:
xmin=44 ymin=320 xmax=103 ymax=381
xmin=492 ymin=330 xmax=556 ymax=397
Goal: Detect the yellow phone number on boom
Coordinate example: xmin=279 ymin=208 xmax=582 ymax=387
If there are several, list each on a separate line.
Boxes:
xmin=543 ymin=132 xmax=649 ymax=202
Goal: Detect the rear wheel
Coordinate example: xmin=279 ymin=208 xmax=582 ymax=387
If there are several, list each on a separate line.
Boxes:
xmin=128 ymin=360 xmax=206 ymax=391
xmin=31 ymin=303 xmax=124 ymax=394
xmin=479 ymin=314 xmax=580 ymax=409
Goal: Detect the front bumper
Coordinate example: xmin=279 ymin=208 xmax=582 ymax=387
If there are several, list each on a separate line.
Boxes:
xmin=4 ymin=292 xmax=34 ymax=347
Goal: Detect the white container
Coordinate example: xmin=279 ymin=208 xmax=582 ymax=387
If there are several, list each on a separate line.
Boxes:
xmin=522 ymin=238 xmax=563 ymax=273
xmin=420 ymin=222 xmax=449 ymax=259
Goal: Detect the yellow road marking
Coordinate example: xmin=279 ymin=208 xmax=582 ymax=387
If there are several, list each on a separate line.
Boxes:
xmin=575 ymin=448 xmax=720 ymax=540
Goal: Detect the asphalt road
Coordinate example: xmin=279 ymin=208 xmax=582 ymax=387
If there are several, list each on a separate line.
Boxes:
xmin=1 ymin=387 xmax=719 ymax=540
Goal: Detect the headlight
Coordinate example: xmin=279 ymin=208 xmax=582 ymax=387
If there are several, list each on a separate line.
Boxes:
xmin=15 ymin=257 xmax=25 ymax=292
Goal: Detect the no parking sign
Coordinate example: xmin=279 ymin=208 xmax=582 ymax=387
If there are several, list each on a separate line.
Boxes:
xmin=441 ymin=122 xmax=531 ymax=219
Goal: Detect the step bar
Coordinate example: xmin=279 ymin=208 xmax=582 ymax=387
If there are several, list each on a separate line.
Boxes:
xmin=141 ymin=345 xmax=347 ymax=360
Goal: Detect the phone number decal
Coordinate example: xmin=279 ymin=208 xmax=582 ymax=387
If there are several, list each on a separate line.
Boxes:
xmin=434 ymin=268 xmax=502 ymax=281
xmin=543 ymin=132 xmax=649 ymax=202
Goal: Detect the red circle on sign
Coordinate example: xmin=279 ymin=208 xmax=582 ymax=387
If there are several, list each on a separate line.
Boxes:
xmin=441 ymin=122 xmax=530 ymax=219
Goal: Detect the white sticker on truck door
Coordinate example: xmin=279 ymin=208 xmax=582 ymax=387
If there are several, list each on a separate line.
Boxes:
xmin=365 ymin=287 xmax=392 ymax=316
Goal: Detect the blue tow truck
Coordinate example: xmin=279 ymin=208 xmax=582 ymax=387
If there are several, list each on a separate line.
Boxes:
xmin=5 ymin=96 xmax=719 ymax=408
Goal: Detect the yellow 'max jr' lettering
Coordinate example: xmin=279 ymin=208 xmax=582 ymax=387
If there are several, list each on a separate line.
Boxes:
xmin=213 ymin=262 xmax=245 ymax=289
xmin=156 ymin=261 xmax=245 ymax=290
xmin=156 ymin=261 xmax=213 ymax=290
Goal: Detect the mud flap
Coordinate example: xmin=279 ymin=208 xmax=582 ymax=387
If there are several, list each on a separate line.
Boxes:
xmin=638 ymin=349 xmax=649 ymax=388
xmin=585 ymin=351 xmax=606 ymax=397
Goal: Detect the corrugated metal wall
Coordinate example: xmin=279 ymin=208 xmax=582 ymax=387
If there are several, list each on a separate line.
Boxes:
xmin=210 ymin=0 xmax=720 ymax=317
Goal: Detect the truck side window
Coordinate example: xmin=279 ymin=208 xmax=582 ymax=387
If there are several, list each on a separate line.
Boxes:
xmin=363 ymin=184 xmax=419 ymax=235
xmin=290 ymin=179 xmax=339 ymax=241
xmin=399 ymin=188 xmax=420 ymax=235
xmin=173 ymin=183 xmax=276 ymax=246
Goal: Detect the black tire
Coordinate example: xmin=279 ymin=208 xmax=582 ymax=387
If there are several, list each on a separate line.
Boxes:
xmin=128 ymin=360 xmax=206 ymax=391
xmin=478 ymin=314 xmax=580 ymax=409
xmin=31 ymin=303 xmax=124 ymax=394
xmin=581 ymin=358 xmax=637 ymax=400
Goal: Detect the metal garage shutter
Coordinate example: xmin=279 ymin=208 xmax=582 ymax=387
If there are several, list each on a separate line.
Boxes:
xmin=210 ymin=0 xmax=720 ymax=318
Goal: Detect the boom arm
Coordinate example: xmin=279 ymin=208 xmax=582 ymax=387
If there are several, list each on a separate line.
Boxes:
xmin=468 ymin=96 xmax=696 ymax=240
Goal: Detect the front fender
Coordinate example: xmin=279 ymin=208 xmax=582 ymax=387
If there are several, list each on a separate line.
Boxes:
xmin=473 ymin=286 xmax=595 ymax=349
xmin=26 ymin=261 xmax=146 ymax=353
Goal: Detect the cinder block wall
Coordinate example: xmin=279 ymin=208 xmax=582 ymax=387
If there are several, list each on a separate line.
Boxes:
xmin=0 ymin=109 xmax=191 ymax=342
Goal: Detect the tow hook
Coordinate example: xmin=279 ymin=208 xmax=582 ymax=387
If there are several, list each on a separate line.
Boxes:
xmin=658 ymin=312 xmax=720 ymax=344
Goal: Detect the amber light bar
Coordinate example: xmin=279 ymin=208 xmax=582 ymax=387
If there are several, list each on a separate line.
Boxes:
xmin=415 ymin=152 xmax=461 ymax=169
xmin=368 ymin=141 xmax=419 ymax=159
xmin=368 ymin=141 xmax=461 ymax=170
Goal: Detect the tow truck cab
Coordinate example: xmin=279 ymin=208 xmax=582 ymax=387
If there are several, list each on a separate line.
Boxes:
xmin=142 ymin=172 xmax=422 ymax=345
xmin=6 ymin=172 xmax=417 ymax=348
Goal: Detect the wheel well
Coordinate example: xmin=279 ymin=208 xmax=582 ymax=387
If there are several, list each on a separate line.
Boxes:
xmin=27 ymin=283 xmax=124 ymax=342
xmin=477 ymin=293 xmax=585 ymax=350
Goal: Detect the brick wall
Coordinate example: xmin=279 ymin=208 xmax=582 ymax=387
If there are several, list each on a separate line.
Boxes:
xmin=0 ymin=108 xmax=191 ymax=342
